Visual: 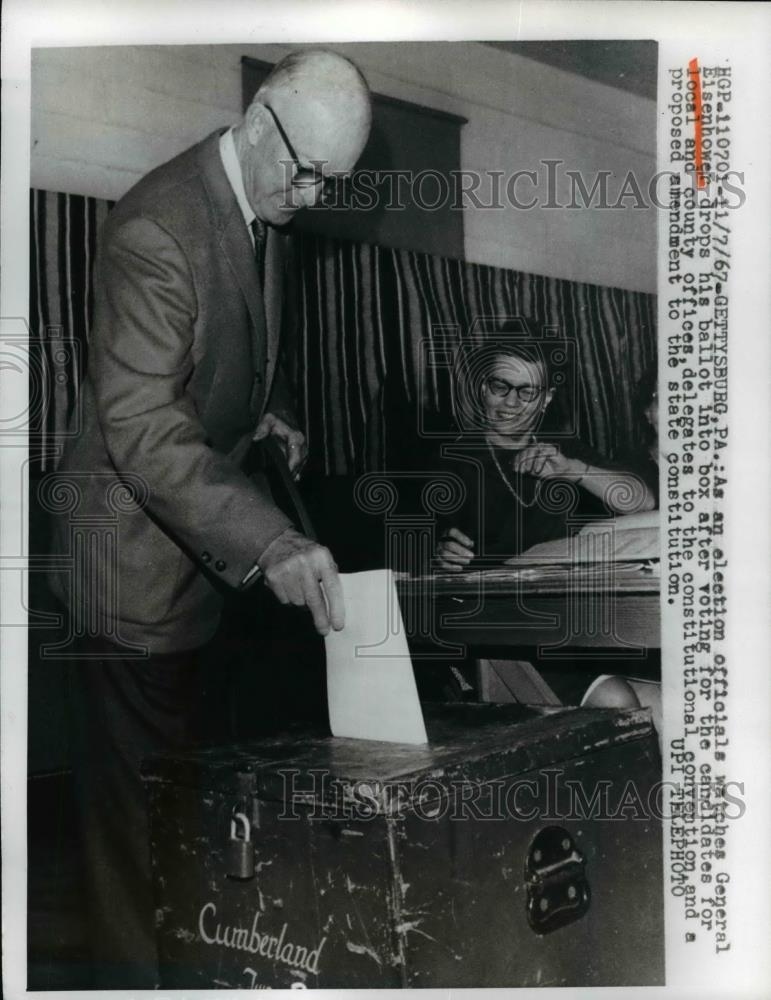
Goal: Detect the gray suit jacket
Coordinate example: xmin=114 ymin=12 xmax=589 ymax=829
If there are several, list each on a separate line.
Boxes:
xmin=49 ymin=130 xmax=296 ymax=653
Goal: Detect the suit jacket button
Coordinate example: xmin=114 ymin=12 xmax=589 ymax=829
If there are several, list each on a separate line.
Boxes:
xmin=201 ymin=551 xmax=211 ymax=563
xmin=215 ymin=559 xmax=226 ymax=572
xmin=253 ymin=373 xmax=263 ymax=386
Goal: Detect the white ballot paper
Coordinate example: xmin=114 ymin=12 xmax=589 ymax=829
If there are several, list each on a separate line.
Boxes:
xmin=324 ymin=569 xmax=428 ymax=744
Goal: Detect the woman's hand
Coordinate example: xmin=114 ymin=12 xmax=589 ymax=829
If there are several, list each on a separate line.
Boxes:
xmin=436 ymin=527 xmax=475 ymax=572
xmin=514 ymin=443 xmax=655 ymax=512
xmin=513 ymin=443 xmax=582 ymax=479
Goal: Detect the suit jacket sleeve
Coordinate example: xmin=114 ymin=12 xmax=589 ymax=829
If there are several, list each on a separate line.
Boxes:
xmin=91 ymin=216 xmax=292 ymax=589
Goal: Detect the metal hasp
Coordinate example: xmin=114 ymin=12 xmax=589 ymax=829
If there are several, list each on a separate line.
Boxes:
xmin=525 ymin=826 xmax=590 ymax=934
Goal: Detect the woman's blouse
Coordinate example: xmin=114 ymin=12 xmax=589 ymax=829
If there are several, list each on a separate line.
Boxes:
xmin=434 ymin=435 xmax=657 ymax=564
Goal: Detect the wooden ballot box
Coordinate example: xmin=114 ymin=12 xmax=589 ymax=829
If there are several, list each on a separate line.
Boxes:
xmin=143 ymin=704 xmax=664 ymax=989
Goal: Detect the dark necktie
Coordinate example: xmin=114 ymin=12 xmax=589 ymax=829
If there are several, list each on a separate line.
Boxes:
xmin=250 ymin=218 xmax=266 ymax=289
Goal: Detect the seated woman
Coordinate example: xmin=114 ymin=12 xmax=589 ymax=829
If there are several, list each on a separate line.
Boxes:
xmin=423 ymin=334 xmax=662 ymax=742
xmin=435 ymin=336 xmax=655 ymax=571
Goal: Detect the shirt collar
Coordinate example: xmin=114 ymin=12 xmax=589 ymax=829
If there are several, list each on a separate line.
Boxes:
xmin=219 ymin=127 xmax=256 ymax=231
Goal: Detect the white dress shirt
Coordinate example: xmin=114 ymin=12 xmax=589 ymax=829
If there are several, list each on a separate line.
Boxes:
xmin=219 ymin=127 xmax=257 ymax=247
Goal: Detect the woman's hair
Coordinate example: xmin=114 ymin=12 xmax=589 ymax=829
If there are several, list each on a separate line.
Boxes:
xmin=483 ymin=340 xmax=552 ymax=386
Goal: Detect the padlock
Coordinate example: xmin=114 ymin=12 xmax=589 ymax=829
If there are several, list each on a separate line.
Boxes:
xmin=226 ymin=811 xmax=255 ymax=880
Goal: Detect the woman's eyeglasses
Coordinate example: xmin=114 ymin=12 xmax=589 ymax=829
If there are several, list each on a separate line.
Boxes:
xmin=263 ymin=103 xmax=336 ymax=195
xmin=485 ymin=376 xmax=544 ymax=403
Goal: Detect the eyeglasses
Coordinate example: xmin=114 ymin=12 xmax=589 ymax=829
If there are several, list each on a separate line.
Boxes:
xmin=485 ymin=376 xmax=544 ymax=403
xmin=263 ymin=103 xmax=335 ymax=194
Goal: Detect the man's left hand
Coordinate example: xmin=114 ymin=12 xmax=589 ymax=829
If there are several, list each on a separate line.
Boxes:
xmin=254 ymin=413 xmax=308 ymax=479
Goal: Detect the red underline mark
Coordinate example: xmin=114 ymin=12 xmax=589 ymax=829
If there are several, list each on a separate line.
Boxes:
xmin=688 ymin=57 xmax=706 ymax=189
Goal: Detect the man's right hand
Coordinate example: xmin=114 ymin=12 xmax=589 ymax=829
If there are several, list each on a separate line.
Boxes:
xmin=436 ymin=527 xmax=476 ymax=572
xmin=258 ymin=528 xmax=345 ymax=636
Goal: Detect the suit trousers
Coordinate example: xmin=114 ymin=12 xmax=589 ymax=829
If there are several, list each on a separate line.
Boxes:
xmin=68 ymin=635 xmax=207 ymax=988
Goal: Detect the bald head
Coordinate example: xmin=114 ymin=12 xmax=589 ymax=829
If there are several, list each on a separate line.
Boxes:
xmin=257 ymin=49 xmax=372 ymax=168
xmin=235 ymin=49 xmax=372 ymax=225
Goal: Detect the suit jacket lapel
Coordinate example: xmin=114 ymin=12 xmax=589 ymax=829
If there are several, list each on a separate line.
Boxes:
xmin=198 ymin=131 xmax=297 ymax=417
xmin=198 ymin=131 xmax=268 ymax=383
xmin=219 ymin=209 xmax=267 ymax=375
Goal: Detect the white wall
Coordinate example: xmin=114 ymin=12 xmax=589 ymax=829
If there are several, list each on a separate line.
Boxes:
xmin=31 ymin=41 xmax=656 ymax=293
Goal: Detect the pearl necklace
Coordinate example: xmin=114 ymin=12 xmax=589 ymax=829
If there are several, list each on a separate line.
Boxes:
xmin=486 ymin=439 xmax=541 ymax=509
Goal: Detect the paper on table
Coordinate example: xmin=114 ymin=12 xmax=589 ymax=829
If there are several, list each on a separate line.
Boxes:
xmin=324 ymin=569 xmax=428 ymax=744
xmin=506 ymin=510 xmax=660 ymax=565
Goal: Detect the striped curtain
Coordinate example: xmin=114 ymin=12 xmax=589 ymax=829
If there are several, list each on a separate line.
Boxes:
xmin=29 ymin=190 xmax=113 ymax=471
xmin=29 ymin=189 xmax=656 ymax=476
xmin=295 ymin=233 xmax=657 ymax=475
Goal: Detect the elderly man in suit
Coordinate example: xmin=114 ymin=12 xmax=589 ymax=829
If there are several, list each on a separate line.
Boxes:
xmin=49 ymin=49 xmax=372 ymax=987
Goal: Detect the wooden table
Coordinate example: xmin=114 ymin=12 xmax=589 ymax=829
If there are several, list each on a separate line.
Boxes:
xmin=397 ymin=562 xmax=661 ymax=703
xmin=398 ymin=563 xmax=660 ymax=652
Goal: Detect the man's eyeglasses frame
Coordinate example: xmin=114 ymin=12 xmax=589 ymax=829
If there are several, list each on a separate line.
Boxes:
xmin=263 ymin=102 xmax=335 ymax=195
